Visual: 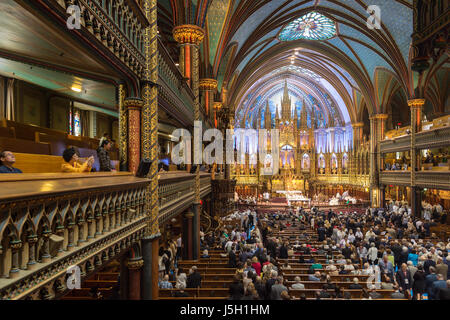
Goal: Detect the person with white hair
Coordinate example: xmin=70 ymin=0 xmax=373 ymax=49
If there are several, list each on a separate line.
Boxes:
xmin=367 ymin=242 xmax=378 ymax=265
xmin=291 ymin=276 xmax=305 ymax=290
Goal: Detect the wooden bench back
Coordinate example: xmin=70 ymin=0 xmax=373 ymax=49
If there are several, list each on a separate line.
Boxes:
xmin=13 ymin=153 xmax=65 ymax=173
xmin=0 ymin=137 xmax=51 ymax=155
xmin=1 ymin=118 xmax=67 ymax=141
xmin=0 ymin=126 xmax=15 ymax=138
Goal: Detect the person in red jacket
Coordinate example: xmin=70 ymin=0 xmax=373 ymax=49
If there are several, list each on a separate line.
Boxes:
xmin=251 ymin=256 xmax=262 ymax=276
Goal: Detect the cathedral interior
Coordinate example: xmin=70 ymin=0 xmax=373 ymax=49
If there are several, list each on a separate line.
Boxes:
xmin=0 ymin=0 xmax=448 ymax=301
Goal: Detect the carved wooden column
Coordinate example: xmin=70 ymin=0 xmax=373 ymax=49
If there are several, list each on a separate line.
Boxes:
xmin=127 ymin=258 xmax=144 ymax=300
xmin=141 ymin=0 xmax=161 ymax=301
xmin=182 ymin=211 xmax=195 ymax=260
xmin=124 ymin=98 xmax=144 ymax=174
xmin=118 ymin=82 xmax=128 ymax=171
xmin=408 ymin=99 xmax=425 ymax=217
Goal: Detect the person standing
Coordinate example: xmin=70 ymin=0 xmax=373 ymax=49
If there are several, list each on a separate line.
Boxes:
xmin=395 ymin=263 xmax=412 ymax=295
xmin=97 ymin=140 xmax=115 ymax=171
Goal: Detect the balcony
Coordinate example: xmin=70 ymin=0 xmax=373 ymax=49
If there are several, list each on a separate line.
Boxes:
xmin=380 ymin=170 xmax=450 ymax=190
xmin=380 ymin=135 xmax=411 ymax=153
xmin=415 ymin=126 xmax=450 ymax=150
xmin=381 ymin=125 xmax=450 ymax=153
xmin=50 ymin=0 xmax=149 ymax=78
xmin=0 ymin=171 xmax=211 ymax=300
xmin=315 ymin=174 xmax=370 ymax=187
xmin=379 ymin=171 xmax=411 ymax=186
xmin=416 ymin=171 xmax=450 ymax=190
xmin=157 ymin=39 xmax=195 ymax=127
xmin=158 ymin=172 xmax=211 ymax=224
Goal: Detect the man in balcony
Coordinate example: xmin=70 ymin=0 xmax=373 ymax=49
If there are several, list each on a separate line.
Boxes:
xmin=97 ymin=139 xmax=115 ymax=172
xmin=0 ymin=150 xmax=22 ymax=173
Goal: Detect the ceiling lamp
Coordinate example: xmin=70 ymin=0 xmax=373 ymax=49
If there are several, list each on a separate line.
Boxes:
xmin=278 ymin=11 xmax=337 ymax=41
xmin=71 ymin=84 xmax=82 ymax=92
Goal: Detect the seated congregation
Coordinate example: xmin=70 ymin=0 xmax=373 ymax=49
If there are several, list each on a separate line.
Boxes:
xmin=157 ymin=205 xmax=450 ymax=300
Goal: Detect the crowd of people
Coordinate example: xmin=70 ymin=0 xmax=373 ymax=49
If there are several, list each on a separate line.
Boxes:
xmin=157 ymin=199 xmax=449 ymax=300
xmin=255 ymin=204 xmax=450 ymax=300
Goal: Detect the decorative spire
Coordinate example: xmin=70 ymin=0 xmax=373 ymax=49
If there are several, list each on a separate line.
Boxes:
xmin=280 ymin=80 xmax=291 ymax=120
xmin=300 ymin=98 xmax=308 ymax=129
xmin=264 ymin=100 xmax=272 ymax=129
xmin=310 ymin=104 xmax=316 ymax=129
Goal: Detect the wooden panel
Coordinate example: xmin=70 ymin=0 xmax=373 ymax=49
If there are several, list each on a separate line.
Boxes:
xmin=1 ymin=119 xmax=67 ymax=141
xmin=13 ymin=152 xmax=65 ymax=173
xmin=0 ymin=126 xmax=15 ymax=138
xmin=0 ymin=137 xmax=51 ymax=155
xmin=36 ymin=132 xmax=67 ymax=156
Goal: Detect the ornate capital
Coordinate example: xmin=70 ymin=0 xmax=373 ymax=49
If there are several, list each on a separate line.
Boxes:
xmin=10 ymin=240 xmax=22 ymax=250
xmin=184 ymin=211 xmax=195 ymax=218
xmin=173 ymin=25 xmax=205 ymax=45
xmin=408 ymin=99 xmax=426 ymax=108
xmin=213 ymin=102 xmax=223 ymax=110
xmin=369 ymin=114 xmax=388 ymax=120
xmin=353 ymin=122 xmax=365 ymax=128
xmin=199 ymin=78 xmax=218 ymax=91
xmin=127 ymin=258 xmax=144 ymax=270
xmin=124 ymin=97 xmax=144 ymax=111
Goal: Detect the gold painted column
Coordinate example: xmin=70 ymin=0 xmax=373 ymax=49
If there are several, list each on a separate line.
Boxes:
xmin=118 ymin=83 xmax=127 ymax=171
xmin=124 ymin=98 xmax=143 ymax=174
xmin=141 ymin=0 xmax=160 ymax=301
xmin=408 ymin=99 xmax=425 ymax=217
xmin=173 ymin=24 xmax=205 ymax=261
xmin=352 ymin=122 xmax=364 ymax=148
xmin=369 ymin=114 xmax=388 ymax=207
xmin=173 ymin=25 xmax=205 ymax=88
xmin=199 ymin=78 xmax=218 ymax=121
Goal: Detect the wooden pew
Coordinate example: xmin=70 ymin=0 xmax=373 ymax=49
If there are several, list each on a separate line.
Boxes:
xmin=13 ymin=153 xmax=64 ymax=173
xmin=62 ymin=287 xmax=113 ymax=299
xmin=1 ymin=118 xmax=66 ymax=141
xmin=159 ymin=288 xmax=228 ymax=298
xmin=83 ymin=279 xmax=117 ymax=288
xmin=170 ymin=280 xmax=232 ymax=288
xmin=0 ymin=126 xmax=15 ymax=138
xmin=35 ymin=132 xmax=67 ymax=156
xmin=0 ymin=137 xmax=51 ymax=155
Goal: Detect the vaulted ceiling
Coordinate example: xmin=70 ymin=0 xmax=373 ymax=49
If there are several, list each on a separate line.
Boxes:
xmin=158 ymin=0 xmax=448 ymax=127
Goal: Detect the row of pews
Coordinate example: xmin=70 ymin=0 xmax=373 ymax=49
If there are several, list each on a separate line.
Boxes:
xmin=271 ymin=225 xmax=406 ymax=300
xmin=159 ymin=249 xmax=237 ymax=300
xmin=61 ymin=269 xmax=120 ymax=300
xmin=0 ymin=118 xmax=119 ymax=172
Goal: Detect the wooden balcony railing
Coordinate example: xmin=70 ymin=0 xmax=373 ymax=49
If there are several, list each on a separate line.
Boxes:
xmin=0 ymin=171 xmax=212 ymax=299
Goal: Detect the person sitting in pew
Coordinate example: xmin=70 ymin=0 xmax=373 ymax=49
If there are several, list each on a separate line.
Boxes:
xmin=0 ymin=150 xmax=22 ymax=173
xmin=173 ymin=283 xmax=189 ymax=297
xmin=159 ymin=274 xmax=173 ymax=289
xmin=349 ymin=277 xmax=363 ymax=289
xmin=97 ymin=140 xmax=115 ymax=172
xmin=62 ymin=147 xmax=94 ymax=173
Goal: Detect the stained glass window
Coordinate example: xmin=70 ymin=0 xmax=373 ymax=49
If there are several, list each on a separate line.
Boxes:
xmin=279 ymin=12 xmax=337 ymax=41
xmin=69 ymin=109 xmax=82 ymax=136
